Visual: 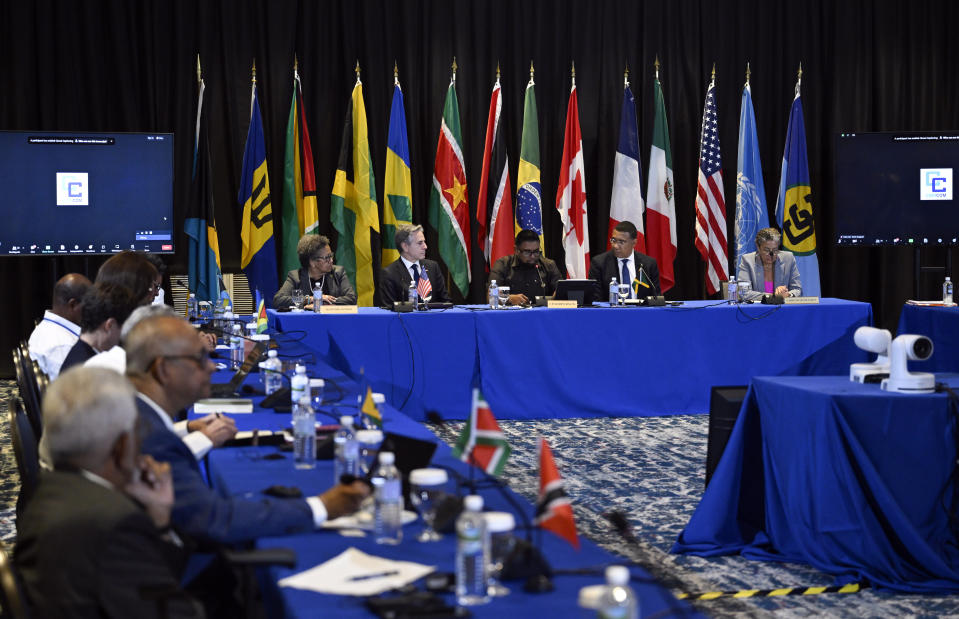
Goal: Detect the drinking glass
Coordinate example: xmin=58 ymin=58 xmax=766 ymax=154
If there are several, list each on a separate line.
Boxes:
xmin=291 ymin=288 xmax=304 ymax=310
xmin=738 ymin=281 xmax=752 ymax=302
xmin=498 ymin=286 xmax=510 ymax=307
xmin=617 ymin=282 xmax=630 ymax=306
xmin=484 ymin=512 xmax=516 ymax=596
xmin=409 ymin=468 xmax=449 ymax=542
xmin=355 ymin=429 xmax=383 ymax=476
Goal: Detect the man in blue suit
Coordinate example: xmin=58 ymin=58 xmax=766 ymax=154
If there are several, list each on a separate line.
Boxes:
xmin=125 ymin=315 xmax=368 ymax=545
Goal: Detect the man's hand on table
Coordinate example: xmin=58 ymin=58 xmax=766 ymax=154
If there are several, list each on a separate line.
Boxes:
xmin=318 ymin=481 xmax=371 ymax=519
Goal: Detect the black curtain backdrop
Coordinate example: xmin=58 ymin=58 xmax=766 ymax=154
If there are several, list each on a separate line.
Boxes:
xmin=2 ymin=0 xmax=957 ymax=376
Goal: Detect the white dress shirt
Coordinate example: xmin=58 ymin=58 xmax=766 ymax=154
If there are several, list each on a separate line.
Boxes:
xmin=136 ymin=393 xmax=214 ymax=461
xmin=28 ymin=310 xmax=80 ymax=378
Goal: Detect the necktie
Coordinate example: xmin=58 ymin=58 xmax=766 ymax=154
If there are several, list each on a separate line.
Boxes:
xmin=411 ymin=263 xmax=420 ymax=283
xmin=621 ymin=259 xmax=630 ymax=298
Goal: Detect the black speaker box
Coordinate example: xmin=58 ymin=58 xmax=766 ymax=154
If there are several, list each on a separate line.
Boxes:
xmin=705 ymin=386 xmax=748 ymax=488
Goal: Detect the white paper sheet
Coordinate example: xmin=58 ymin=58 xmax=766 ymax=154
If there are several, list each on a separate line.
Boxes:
xmin=278 ymin=547 xmax=435 ymax=596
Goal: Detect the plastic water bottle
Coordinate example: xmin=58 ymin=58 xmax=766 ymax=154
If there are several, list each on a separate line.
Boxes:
xmin=290 ymin=365 xmax=308 ymax=410
xmin=292 ymin=396 xmax=316 ymax=469
xmin=313 ymin=282 xmax=322 ymax=313
xmin=596 ymin=565 xmax=638 ymax=619
xmin=262 ymin=349 xmax=282 ymax=395
xmin=456 ymin=494 xmax=490 ymax=605
xmin=221 ymin=311 xmax=234 ymax=345
xmin=333 ymin=415 xmax=359 ymax=483
xmin=727 ymin=277 xmax=739 ymax=303
xmin=608 ymin=278 xmax=619 ymax=305
xmin=408 ymin=278 xmax=418 ymax=310
xmin=187 ymin=293 xmax=199 ymax=321
xmin=489 ymin=280 xmax=499 ymax=309
xmin=944 ymin=276 xmax=954 ymax=304
xmin=229 ymin=324 xmax=243 ymax=370
xmin=372 ymin=451 xmax=403 ymax=544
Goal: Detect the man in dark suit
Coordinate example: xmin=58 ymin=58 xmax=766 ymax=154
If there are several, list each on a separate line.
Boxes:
xmin=588 ymin=220 xmax=662 ymax=299
xmin=125 ymin=315 xmax=368 ymax=545
xmin=379 ymin=224 xmax=451 ymax=305
xmin=16 ymin=366 xmax=201 ymax=618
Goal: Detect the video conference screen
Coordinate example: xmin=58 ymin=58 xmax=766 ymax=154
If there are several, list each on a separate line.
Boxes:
xmin=0 ymin=131 xmax=174 ymax=256
xmin=834 ymin=132 xmax=959 ymax=246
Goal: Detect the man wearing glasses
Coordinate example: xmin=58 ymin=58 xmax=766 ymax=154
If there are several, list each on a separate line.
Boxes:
xmin=489 ymin=229 xmax=563 ymax=306
xmin=273 ymin=234 xmax=357 ymax=309
xmin=588 ymin=221 xmax=662 ymax=299
xmin=736 ymin=227 xmax=802 ymax=301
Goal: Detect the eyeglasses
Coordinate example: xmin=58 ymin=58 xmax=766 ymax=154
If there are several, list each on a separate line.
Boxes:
xmin=311 ymin=254 xmax=334 ymax=263
xmin=760 ymin=248 xmax=780 ymax=257
xmin=155 ymin=350 xmax=211 ymax=369
xmin=609 ymin=237 xmax=632 ymax=246
xmin=518 ymin=249 xmax=542 ymax=257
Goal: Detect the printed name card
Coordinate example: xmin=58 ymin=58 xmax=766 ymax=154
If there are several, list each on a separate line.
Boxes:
xmin=547 ymin=300 xmax=578 ymax=309
xmin=320 ymin=305 xmax=359 ymax=314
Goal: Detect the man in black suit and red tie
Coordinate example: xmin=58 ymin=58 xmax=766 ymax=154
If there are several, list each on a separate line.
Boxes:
xmin=379 ymin=224 xmax=451 ymax=306
xmin=588 ymin=221 xmax=662 ymax=299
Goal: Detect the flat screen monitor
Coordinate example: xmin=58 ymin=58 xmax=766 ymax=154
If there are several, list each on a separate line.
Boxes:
xmin=0 ymin=131 xmax=174 ymax=256
xmin=834 ymin=132 xmax=959 ymax=246
xmin=555 ymin=279 xmax=597 ymax=306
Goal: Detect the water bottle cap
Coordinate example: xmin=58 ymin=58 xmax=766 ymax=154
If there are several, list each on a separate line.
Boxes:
xmin=463 ymin=495 xmax=483 ymax=511
xmin=483 ymin=511 xmax=515 ymax=532
xmin=490 ymin=280 xmax=497 ymax=285
xmin=267 ymin=349 xmax=277 ymax=358
xmin=232 ymin=324 xmax=241 ymax=332
xmin=250 ymin=334 xmax=269 ymax=342
xmin=309 ymin=378 xmax=325 ymax=387
xmin=355 ymin=429 xmax=383 ymax=444
xmin=409 ymin=468 xmax=447 ymax=486
xmin=188 ymin=293 xmax=195 ymax=298
xmin=577 ymin=585 xmax=605 ymax=609
xmin=378 ymin=451 xmax=395 ymax=465
xmin=294 ymin=364 xmax=306 ymax=374
xmin=339 ymin=415 xmax=354 ymax=427
xmin=948 ymin=277 xmax=952 ymax=281
xmin=224 ymin=311 xmax=234 ymax=319
xmin=605 ymin=565 xmax=630 ymax=586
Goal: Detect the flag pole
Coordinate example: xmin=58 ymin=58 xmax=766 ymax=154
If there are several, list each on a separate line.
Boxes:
xmin=745 ymin=61 xmax=751 ymax=87
xmin=451 ymin=56 xmax=457 ymax=85
xmin=624 ymin=61 xmax=629 ymax=88
xmin=355 ymin=59 xmax=361 ymax=85
xmin=393 ymin=60 xmax=399 ymax=87
xmin=529 ymin=60 xmax=535 ymax=87
xmin=796 ymin=62 xmax=803 ymax=96
xmin=654 ymin=55 xmax=660 ymax=80
xmin=196 ymin=53 xmax=202 ymax=84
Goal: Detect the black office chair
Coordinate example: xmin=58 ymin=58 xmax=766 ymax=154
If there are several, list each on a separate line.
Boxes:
xmin=12 ymin=345 xmax=42 ymax=439
xmin=0 ymin=540 xmax=31 ymax=619
xmin=8 ymin=400 xmax=39 ymax=519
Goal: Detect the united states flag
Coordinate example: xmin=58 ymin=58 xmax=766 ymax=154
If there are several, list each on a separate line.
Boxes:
xmin=694 ymin=76 xmax=728 ymax=296
xmin=416 ymin=264 xmax=432 ymax=300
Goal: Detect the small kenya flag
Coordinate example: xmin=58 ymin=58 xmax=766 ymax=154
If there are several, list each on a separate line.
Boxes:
xmin=452 ymin=389 xmax=511 ymax=476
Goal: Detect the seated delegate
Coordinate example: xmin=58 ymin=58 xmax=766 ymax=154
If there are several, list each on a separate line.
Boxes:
xmin=273 ymin=234 xmax=357 ymax=308
xmin=489 ymin=229 xmax=562 ymax=305
xmin=736 ymin=227 xmax=802 ymax=301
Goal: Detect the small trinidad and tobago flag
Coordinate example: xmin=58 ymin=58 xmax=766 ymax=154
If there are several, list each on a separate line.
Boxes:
xmin=535 ymin=437 xmax=579 ymax=550
xmin=452 ymin=389 xmax=511 ymax=476
xmin=255 ymin=291 xmax=268 ymax=333
xmin=361 ymin=385 xmax=382 ymax=428
xmin=631 ymin=267 xmax=652 ymax=297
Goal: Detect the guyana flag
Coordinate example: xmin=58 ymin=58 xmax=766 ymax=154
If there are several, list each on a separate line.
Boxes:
xmin=382 ymin=77 xmax=413 ymax=267
xmin=280 ymin=65 xmax=319 ymax=275
xmin=331 ymin=78 xmax=380 ymax=306
xmin=428 ymin=77 xmax=471 ymax=298
xmin=452 ymin=389 xmax=511 ymax=476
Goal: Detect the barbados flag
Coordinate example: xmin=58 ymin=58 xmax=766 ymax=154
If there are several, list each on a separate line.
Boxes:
xmin=239 ymin=84 xmax=278 ymax=304
xmin=775 ymin=72 xmax=821 ymax=297
xmin=516 ymin=71 xmax=544 ymax=250
xmin=382 ymin=78 xmax=413 ymax=266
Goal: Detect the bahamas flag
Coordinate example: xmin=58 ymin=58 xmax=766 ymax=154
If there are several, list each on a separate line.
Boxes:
xmin=516 ymin=69 xmax=544 ymax=249
xmin=734 ymin=74 xmax=769 ymax=274
xmin=332 ymin=76 xmax=380 ymax=306
xmin=185 ymin=61 xmax=222 ymax=303
xmin=775 ymin=70 xmax=821 ymax=297
xmin=382 ymin=75 xmax=413 ymax=267
xmin=239 ymin=81 xmax=278 ymax=304
xmin=280 ymin=64 xmax=319 ymax=275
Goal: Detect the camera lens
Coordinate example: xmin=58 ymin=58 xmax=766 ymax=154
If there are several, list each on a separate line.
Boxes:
xmin=912 ymin=337 xmax=933 ymax=359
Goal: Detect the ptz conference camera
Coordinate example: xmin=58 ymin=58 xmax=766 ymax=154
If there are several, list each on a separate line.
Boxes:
xmin=849 ymin=326 xmax=891 ymax=383
xmin=881 ymin=334 xmax=935 ymax=394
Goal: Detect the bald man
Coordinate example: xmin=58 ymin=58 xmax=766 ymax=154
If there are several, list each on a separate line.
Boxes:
xmin=28 ymin=273 xmax=92 ymax=378
xmin=126 ymin=315 xmax=368 ymax=545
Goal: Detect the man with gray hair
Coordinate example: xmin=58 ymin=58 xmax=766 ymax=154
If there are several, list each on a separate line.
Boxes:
xmin=15 ymin=366 xmax=200 ymax=617
xmin=379 ymin=223 xmax=451 ymax=305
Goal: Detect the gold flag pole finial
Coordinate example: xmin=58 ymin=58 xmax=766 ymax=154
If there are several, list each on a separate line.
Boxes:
xmin=355 ymin=59 xmax=361 ymax=84
xmin=654 ymin=55 xmax=660 ymax=80
xmin=529 ymin=61 xmax=535 ymax=86
xmin=711 ymin=62 xmax=716 ymax=82
xmin=196 ymin=54 xmax=202 ymax=84
xmin=294 ymin=55 xmax=299 ymax=80
xmin=745 ymin=62 xmax=751 ymax=87
xmin=496 ymin=61 xmax=501 ymax=82
xmin=796 ymin=62 xmax=803 ymax=96
xmin=251 ymin=59 xmax=257 ymax=86
xmin=394 ymin=60 xmax=399 ymax=86
xmin=624 ymin=62 xmax=629 ymax=87
xmin=571 ymin=60 xmax=576 ymax=87
xmin=452 ymin=57 xmax=458 ymax=83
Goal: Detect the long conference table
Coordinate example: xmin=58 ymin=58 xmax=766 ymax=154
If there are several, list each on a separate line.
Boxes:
xmin=200 ymin=371 xmax=703 ymax=618
xmin=269 ymin=299 xmax=873 ymax=421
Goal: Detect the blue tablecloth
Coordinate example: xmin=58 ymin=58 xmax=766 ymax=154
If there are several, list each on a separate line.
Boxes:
xmin=897 ymin=304 xmax=959 ymax=373
xmin=200 ymin=396 xmax=700 ymax=618
xmin=672 ymin=374 xmax=959 ymax=592
xmin=270 ymin=300 xmax=872 ymax=420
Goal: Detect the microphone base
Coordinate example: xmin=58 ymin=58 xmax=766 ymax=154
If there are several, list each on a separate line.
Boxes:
xmin=523 ymin=573 xmax=555 ymax=594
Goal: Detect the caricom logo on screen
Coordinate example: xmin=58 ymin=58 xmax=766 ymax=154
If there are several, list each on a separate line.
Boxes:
xmin=920 ymin=168 xmax=952 ymax=201
xmin=56 ymin=172 xmax=89 ymax=206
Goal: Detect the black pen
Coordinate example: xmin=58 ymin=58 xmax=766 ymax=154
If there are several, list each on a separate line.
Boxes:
xmin=348 ymin=570 xmax=399 ymax=581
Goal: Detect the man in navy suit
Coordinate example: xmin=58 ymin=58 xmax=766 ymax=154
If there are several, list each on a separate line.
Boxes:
xmin=379 ymin=224 xmax=451 ymax=306
xmin=125 ymin=315 xmax=368 ymax=545
xmin=588 ymin=221 xmax=662 ymax=299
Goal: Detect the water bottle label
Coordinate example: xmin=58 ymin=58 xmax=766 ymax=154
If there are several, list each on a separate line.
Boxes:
xmin=377 ymin=479 xmax=401 ymax=501
xmin=598 ymin=609 xmax=629 ymax=619
xmin=344 ymin=441 xmax=359 ymax=460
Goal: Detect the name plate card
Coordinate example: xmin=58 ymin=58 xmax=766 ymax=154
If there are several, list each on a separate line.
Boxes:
xmin=547 ymin=300 xmax=578 ymax=309
xmin=783 ymin=296 xmax=820 ymax=305
xmin=320 ymin=305 xmax=359 ymax=314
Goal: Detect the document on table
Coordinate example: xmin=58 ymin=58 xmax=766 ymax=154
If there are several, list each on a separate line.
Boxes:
xmin=278 ymin=547 xmax=435 ymax=596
